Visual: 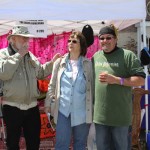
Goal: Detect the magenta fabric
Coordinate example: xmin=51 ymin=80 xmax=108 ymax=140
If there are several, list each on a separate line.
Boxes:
xmin=0 ymin=34 xmax=9 ymax=49
xmin=86 ymin=37 xmax=100 ymax=60
xmin=0 ymin=32 xmax=100 ymax=63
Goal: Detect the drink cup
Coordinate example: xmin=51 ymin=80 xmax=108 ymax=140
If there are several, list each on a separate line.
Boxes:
xmin=99 ymin=71 xmax=108 ymax=84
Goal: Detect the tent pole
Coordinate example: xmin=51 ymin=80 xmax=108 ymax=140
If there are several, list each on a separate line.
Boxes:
xmin=141 ymin=19 xmax=149 ymax=141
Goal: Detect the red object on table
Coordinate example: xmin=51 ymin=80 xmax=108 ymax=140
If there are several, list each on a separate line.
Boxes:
xmin=38 ymin=79 xmax=49 ymax=93
xmin=40 ymin=113 xmax=56 ymax=139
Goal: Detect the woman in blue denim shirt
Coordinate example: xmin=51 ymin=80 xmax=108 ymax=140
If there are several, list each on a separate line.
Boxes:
xmin=44 ymin=31 xmax=93 ymax=150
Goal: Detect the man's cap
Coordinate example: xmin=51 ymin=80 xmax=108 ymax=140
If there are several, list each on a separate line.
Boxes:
xmin=99 ymin=24 xmax=118 ymax=37
xmin=7 ymin=25 xmax=34 ymax=40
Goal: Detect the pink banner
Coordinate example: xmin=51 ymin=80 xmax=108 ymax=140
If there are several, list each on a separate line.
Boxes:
xmin=0 ymin=32 xmax=100 ymax=63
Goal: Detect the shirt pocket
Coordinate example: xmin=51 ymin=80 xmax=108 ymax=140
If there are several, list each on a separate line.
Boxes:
xmin=77 ymin=74 xmax=86 ymax=94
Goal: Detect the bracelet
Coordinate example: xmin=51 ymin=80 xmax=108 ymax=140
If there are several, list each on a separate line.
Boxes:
xmin=120 ymin=78 xmax=124 ymax=85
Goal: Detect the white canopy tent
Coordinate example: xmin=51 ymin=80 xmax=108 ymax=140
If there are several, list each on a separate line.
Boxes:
xmin=0 ymin=0 xmax=147 ymax=36
xmin=0 ymin=0 xmax=148 ymax=139
xmin=0 ymin=19 xmax=143 ymax=36
xmin=0 ymin=0 xmax=146 ymax=20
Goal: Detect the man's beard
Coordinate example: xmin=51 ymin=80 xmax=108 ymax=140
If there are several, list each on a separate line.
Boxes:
xmin=15 ymin=42 xmax=29 ymax=51
xmin=102 ymin=45 xmax=109 ymax=52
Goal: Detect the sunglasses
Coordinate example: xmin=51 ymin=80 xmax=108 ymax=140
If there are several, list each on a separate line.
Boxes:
xmin=99 ymin=37 xmax=114 ymax=41
xmin=68 ymin=40 xmax=79 ymax=44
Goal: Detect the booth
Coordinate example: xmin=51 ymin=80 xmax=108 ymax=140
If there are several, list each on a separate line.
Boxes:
xmin=0 ymin=0 xmax=148 ymax=149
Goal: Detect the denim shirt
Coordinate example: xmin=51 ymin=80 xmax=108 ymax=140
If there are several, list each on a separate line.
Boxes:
xmin=59 ymin=56 xmax=86 ymax=126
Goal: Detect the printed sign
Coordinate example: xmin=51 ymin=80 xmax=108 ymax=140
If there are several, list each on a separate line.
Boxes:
xmin=16 ymin=20 xmax=48 ymax=38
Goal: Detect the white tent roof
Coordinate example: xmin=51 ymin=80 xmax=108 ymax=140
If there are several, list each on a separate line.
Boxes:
xmin=0 ymin=0 xmax=146 ymax=20
xmin=0 ymin=0 xmax=146 ymax=36
xmin=0 ymin=19 xmax=143 ymax=36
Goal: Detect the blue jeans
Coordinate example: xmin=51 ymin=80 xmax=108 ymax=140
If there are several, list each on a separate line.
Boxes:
xmin=55 ymin=111 xmax=90 ymax=150
xmin=95 ymin=123 xmax=129 ymax=150
xmin=127 ymin=125 xmax=132 ymax=150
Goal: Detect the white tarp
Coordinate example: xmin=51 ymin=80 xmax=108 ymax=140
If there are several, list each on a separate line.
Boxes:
xmin=0 ymin=0 xmax=146 ymax=35
xmin=0 ymin=0 xmax=146 ymax=36
xmin=0 ymin=19 xmax=143 ymax=36
xmin=0 ymin=0 xmax=146 ymax=20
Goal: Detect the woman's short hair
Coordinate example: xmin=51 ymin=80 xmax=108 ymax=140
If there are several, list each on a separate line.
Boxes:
xmin=69 ymin=31 xmax=87 ymax=56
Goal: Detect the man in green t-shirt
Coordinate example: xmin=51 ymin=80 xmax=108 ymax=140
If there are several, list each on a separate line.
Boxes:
xmin=92 ymin=24 xmax=146 ymax=150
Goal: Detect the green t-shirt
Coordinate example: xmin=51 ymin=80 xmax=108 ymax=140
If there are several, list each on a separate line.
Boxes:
xmin=92 ymin=47 xmax=145 ymax=126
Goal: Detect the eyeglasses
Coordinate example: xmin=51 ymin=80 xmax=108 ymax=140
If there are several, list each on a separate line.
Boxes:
xmin=68 ymin=40 xmax=79 ymax=44
xmin=99 ymin=37 xmax=114 ymax=41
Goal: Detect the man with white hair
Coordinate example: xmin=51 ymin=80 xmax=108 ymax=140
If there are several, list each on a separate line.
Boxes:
xmin=0 ymin=25 xmax=60 ymax=150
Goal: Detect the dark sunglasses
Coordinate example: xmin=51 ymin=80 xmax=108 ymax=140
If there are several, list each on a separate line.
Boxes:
xmin=68 ymin=40 xmax=79 ymax=44
xmin=99 ymin=37 xmax=114 ymax=41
